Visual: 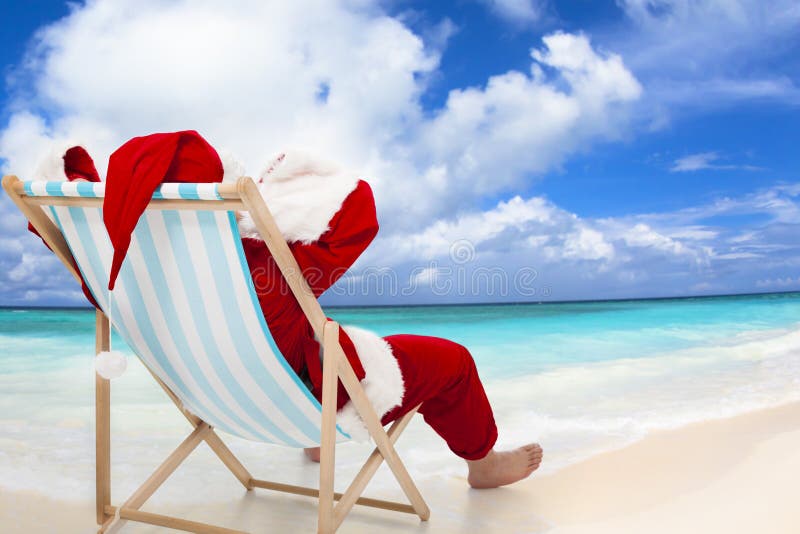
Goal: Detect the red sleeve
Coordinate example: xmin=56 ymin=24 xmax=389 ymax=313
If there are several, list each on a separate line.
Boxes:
xmin=243 ymin=179 xmax=379 ymax=409
xmin=26 ymin=147 xmax=101 ymax=308
xmin=288 ymin=180 xmax=379 ymax=297
xmin=289 ymin=180 xmax=378 ymax=406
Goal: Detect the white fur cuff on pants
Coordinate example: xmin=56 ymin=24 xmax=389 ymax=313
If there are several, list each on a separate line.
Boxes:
xmin=335 ymin=326 xmax=405 ymax=442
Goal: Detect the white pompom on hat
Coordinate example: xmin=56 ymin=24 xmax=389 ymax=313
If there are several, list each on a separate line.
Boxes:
xmin=95 ymin=351 xmax=128 ymax=379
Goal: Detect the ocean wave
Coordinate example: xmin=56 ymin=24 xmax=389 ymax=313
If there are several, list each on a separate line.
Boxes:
xmin=480 ymin=322 xmax=800 ymax=471
xmin=1 ymin=322 xmax=799 ymax=500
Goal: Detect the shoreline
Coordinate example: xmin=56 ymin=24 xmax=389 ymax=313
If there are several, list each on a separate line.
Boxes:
xmin=2 ymin=401 xmax=799 ymax=533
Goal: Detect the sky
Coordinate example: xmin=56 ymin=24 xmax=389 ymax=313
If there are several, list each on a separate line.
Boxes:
xmin=0 ymin=0 xmax=798 ymax=306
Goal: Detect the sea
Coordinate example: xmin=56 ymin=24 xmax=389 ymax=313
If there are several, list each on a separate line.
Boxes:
xmin=1 ymin=291 xmax=799 ymax=504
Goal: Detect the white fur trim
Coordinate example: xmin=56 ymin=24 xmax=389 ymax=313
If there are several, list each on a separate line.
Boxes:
xmin=219 ymin=149 xmax=245 ymax=183
xmin=238 ymin=150 xmax=360 ymax=243
xmin=95 ymin=350 xmax=127 ymax=379
xmin=33 ymin=142 xmax=80 ymax=181
xmin=336 ymin=326 xmax=405 ymax=442
xmin=263 ymin=149 xmax=340 ymax=182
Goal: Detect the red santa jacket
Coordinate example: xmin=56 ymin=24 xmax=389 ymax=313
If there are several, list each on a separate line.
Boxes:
xmin=239 ymin=181 xmax=374 ymax=409
xmin=237 ymin=151 xmax=405 ymax=439
xmin=30 ymin=146 xmax=402 ymax=440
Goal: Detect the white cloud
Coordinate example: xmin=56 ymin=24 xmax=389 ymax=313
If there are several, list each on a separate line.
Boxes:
xmin=23 ymin=288 xmax=84 ymax=302
xmin=616 ymin=0 xmax=800 ymax=72
xmin=646 ymin=181 xmax=800 ymax=226
xmin=601 ymin=0 xmax=800 ymax=126
xmin=0 ymin=2 xmax=642 ymax=228
xmin=479 ymin=0 xmax=546 ymax=23
xmin=3 ymin=0 xmax=438 ymax=173
xmin=8 ymin=252 xmax=42 ymax=282
xmin=671 ymin=151 xmax=763 ymax=172
xmin=671 ymin=151 xmax=720 ymax=172
xmin=368 ymin=195 xmax=558 ymax=265
xmin=667 ymin=227 xmax=719 ymax=240
xmin=5 ymin=1 xmax=796 ymax=304
xmin=651 ymin=77 xmax=800 ymax=108
xmin=608 ymin=222 xmax=711 ymax=267
xmin=410 ymin=266 xmax=443 ymax=286
xmin=361 ymin=179 xmax=800 ymax=298
xmin=0 ymin=1 xmax=645 ymax=304
xmin=690 ymin=281 xmax=714 ymax=292
xmin=333 ymin=177 xmax=800 ymax=302
xmin=560 ymin=227 xmax=615 ymax=262
xmin=367 ymin=191 xmax=709 ymax=271
xmin=410 ymin=31 xmax=641 ymax=217
xmin=756 ymin=276 xmax=800 ymax=288
xmin=713 ymin=252 xmax=761 ymax=260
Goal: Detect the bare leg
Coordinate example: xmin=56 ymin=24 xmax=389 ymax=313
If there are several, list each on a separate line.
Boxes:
xmin=305 ymin=447 xmax=321 ymax=462
xmin=466 ymin=443 xmax=543 ymax=489
xmin=304 ymin=443 xmax=542 ymax=490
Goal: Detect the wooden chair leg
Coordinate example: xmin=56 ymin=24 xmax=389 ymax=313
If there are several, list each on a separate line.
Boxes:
xmin=96 ymin=310 xmax=111 ymax=525
xmin=103 ymin=423 xmax=212 ymax=533
xmin=105 ymin=506 xmax=247 ymax=534
xmin=329 ymin=323 xmax=430 ymax=522
xmin=318 ymin=322 xmax=340 ymax=533
xmin=333 ymin=406 xmax=420 ymax=530
xmin=94 ymin=323 xmax=424 ymax=534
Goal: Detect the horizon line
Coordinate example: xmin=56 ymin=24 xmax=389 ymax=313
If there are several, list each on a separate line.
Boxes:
xmin=2 ymin=288 xmax=798 ymax=311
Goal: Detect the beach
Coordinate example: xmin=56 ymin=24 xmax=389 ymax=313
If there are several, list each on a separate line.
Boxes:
xmin=2 ymin=294 xmax=800 ymax=532
xmin=2 ymin=401 xmax=798 ymax=533
xmin=2 ymin=0 xmax=798 ymax=530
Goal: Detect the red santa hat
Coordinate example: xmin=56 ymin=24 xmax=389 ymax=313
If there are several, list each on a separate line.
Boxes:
xmin=35 ymin=143 xmax=101 ymax=182
xmin=104 ymin=130 xmax=226 ymax=290
xmin=29 ymin=144 xmax=102 ymax=307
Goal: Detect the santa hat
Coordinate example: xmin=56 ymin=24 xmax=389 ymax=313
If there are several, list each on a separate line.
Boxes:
xmin=34 ymin=143 xmax=101 ymax=182
xmin=104 ymin=130 xmax=231 ymax=290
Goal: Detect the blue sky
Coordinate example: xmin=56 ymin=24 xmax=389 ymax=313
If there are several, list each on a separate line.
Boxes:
xmin=0 ymin=0 xmax=798 ymax=306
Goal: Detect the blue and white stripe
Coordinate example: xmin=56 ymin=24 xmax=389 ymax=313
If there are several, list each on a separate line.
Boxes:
xmin=26 ymin=180 xmax=348 ymax=446
xmin=23 ymin=180 xmax=222 ymax=200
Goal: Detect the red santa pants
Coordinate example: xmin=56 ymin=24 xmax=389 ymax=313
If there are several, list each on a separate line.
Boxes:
xmin=378 ymin=335 xmax=498 ymax=461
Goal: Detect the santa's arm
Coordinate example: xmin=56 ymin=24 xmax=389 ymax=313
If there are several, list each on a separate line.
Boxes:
xmin=257 ymin=179 xmax=378 ymax=402
xmin=289 ymin=179 xmax=379 ymax=297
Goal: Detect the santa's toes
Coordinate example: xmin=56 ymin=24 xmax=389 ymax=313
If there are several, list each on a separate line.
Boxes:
xmin=527 ymin=446 xmax=543 ymax=471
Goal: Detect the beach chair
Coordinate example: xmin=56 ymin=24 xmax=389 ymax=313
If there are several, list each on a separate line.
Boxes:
xmin=2 ymin=174 xmax=429 ymax=534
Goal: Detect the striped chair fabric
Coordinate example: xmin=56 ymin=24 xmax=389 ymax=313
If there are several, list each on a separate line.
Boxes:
xmin=23 ymin=180 xmax=350 ymax=447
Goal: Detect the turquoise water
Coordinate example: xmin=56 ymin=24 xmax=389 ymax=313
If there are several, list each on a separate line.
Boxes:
xmin=326 ymin=292 xmax=800 ymax=378
xmin=3 ymin=291 xmax=799 ymax=378
xmin=2 ymin=292 xmax=800 ymax=501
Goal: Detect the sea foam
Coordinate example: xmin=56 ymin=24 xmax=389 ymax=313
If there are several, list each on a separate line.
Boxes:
xmin=1 ymin=302 xmax=800 ymax=502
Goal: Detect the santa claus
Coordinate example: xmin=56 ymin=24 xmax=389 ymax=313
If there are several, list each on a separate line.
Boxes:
xmin=32 ymin=131 xmax=542 ymax=489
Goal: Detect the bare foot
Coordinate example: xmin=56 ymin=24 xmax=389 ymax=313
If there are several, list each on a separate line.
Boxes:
xmin=466 ymin=444 xmax=543 ymax=489
xmin=304 ymin=447 xmax=321 ymax=463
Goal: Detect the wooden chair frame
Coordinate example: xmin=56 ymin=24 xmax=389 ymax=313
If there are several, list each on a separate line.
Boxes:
xmin=2 ymin=175 xmax=430 ymax=534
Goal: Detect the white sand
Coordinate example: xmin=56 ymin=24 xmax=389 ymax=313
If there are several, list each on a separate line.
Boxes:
xmin=2 ymin=402 xmax=799 ymax=533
